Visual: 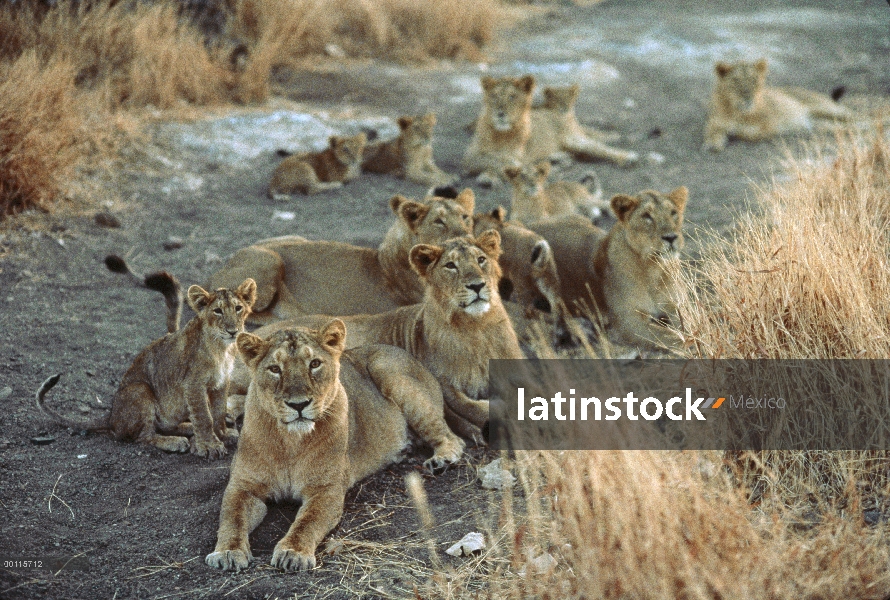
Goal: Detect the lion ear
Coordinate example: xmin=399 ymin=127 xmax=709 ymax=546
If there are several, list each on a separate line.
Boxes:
xmin=328 ymin=135 xmax=343 ymax=148
xmin=454 ymin=188 xmax=475 ymax=214
xmin=668 ymin=186 xmax=688 ymax=213
xmin=517 ymin=74 xmax=535 ymax=94
xmin=491 ymin=206 xmax=507 ymax=222
xmin=754 ymin=58 xmax=768 ymax=74
xmin=503 ymin=166 xmax=521 ymax=180
xmin=421 ymin=113 xmax=436 ymax=127
xmin=531 ymin=239 xmax=552 ymax=270
xmin=236 ymin=278 xmax=257 ymax=308
xmin=534 ymin=161 xmax=551 ymax=179
xmin=569 ymin=84 xmax=580 ymax=98
xmin=399 ymin=201 xmax=431 ymax=233
xmin=476 ymin=229 xmax=502 ymax=261
xmin=319 ymin=319 xmax=346 ymax=354
xmin=397 ymin=116 xmax=413 ymax=131
xmin=481 ymin=75 xmax=496 ymax=91
xmin=237 ymin=332 xmax=268 ymax=370
xmin=715 ymin=61 xmax=732 ymax=78
xmin=409 ymin=244 xmax=444 ymax=278
xmin=610 ymin=194 xmax=640 ymax=223
xmin=187 ymin=285 xmax=212 ymax=312
xmin=389 ymin=194 xmax=409 ymax=214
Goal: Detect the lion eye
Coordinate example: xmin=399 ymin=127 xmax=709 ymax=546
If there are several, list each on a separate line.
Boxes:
xmin=445 ymin=261 xmax=457 ymax=270
xmin=309 ymin=359 xmax=322 ymax=369
xmin=477 ymin=256 xmax=486 ymax=265
xmin=434 ymin=218 xmax=445 ymax=226
xmin=268 ymin=365 xmax=281 ymax=375
xmin=671 ymin=210 xmax=678 ymax=217
xmin=235 ymin=305 xmax=243 ymax=313
xmin=643 ymin=213 xmax=654 ymax=222
xmin=213 ymin=308 xmax=223 ymax=315
xmin=462 ymin=214 xmax=470 ymax=222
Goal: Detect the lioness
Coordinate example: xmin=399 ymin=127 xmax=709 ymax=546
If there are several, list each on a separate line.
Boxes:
xmin=529 ymin=187 xmax=687 ymax=349
xmin=361 ymin=113 xmax=455 ymax=186
xmin=526 ymin=84 xmax=638 ymax=167
xmin=254 ymin=232 xmax=524 ymax=440
xmin=463 ymin=75 xmax=535 ymax=186
xmin=206 ymin=321 xmax=463 ymax=573
xmin=704 ymin=58 xmax=852 ymax=152
xmin=503 ymin=160 xmax=605 ymax=223
xmin=204 ymin=189 xmax=475 ymax=322
xmin=36 ymin=279 xmax=257 ymax=458
xmin=269 ymin=133 xmax=366 ymax=197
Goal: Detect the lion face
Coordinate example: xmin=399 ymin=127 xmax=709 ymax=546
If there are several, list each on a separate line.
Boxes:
xmin=610 ymin=187 xmax=687 ymax=260
xmin=481 ymin=75 xmax=535 ymax=132
xmin=714 ymin=59 xmax=767 ymax=114
xmin=390 ymin=188 xmax=474 ymax=245
xmin=398 ymin=113 xmax=436 ymax=149
xmin=504 ymin=161 xmax=550 ymax=198
xmin=541 ymin=85 xmax=580 ymax=113
xmin=236 ymin=320 xmax=346 ymax=436
xmin=187 ymin=279 xmax=257 ymax=342
xmin=410 ymin=231 xmax=503 ymax=319
xmin=330 ymin=133 xmax=367 ymax=169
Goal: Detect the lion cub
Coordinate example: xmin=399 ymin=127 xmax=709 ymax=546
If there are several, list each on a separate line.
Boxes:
xmin=704 ymin=58 xmax=852 ymax=152
xmin=206 ymin=322 xmax=463 ymax=572
xmin=527 ymin=85 xmax=638 ymax=167
xmin=463 ymin=74 xmax=536 ymax=185
xmin=269 ymin=133 xmax=366 ymax=197
xmin=361 ymin=113 xmax=455 ymax=186
xmin=36 ymin=279 xmax=257 ymax=458
xmin=504 ymin=160 xmax=605 ymax=223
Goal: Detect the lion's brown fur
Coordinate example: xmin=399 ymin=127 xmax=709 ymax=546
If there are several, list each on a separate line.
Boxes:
xmin=269 ymin=133 xmax=366 ymax=196
xmin=361 ymin=113 xmax=455 ymax=186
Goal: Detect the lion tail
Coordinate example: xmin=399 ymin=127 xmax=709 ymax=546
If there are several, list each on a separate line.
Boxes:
xmin=105 ymin=255 xmax=183 ymax=333
xmin=35 ymin=374 xmax=110 ymax=432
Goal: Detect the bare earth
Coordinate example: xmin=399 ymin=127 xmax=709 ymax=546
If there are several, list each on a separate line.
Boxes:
xmin=1 ymin=1 xmax=888 ymax=598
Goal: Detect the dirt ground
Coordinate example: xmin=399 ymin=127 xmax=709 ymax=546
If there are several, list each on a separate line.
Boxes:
xmin=1 ymin=1 xmax=888 ymax=598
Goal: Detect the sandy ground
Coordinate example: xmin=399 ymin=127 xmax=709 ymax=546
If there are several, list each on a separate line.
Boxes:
xmin=1 ymin=0 xmax=888 ymax=598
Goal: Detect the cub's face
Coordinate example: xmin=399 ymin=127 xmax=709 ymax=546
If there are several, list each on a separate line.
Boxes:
xmin=236 ymin=321 xmax=345 ymax=436
xmin=399 ymin=113 xmax=436 ymax=149
xmin=541 ymin=85 xmax=579 ymax=113
xmin=391 ymin=188 xmax=474 ymax=245
xmin=611 ymin=187 xmax=687 ymax=260
xmin=481 ymin=75 xmax=535 ymax=132
xmin=410 ymin=232 xmax=503 ymax=318
xmin=188 ymin=279 xmax=257 ymax=342
xmin=715 ymin=59 xmax=767 ymax=114
xmin=330 ymin=133 xmax=367 ymax=167
xmin=504 ymin=161 xmax=550 ymax=197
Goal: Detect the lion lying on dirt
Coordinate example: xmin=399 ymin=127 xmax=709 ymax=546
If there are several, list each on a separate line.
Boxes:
xmin=463 ymin=74 xmax=536 ymax=186
xmin=504 ymin=160 xmax=605 ymax=223
xmin=529 ymin=187 xmax=687 ymax=349
xmin=253 ymin=232 xmax=524 ymax=441
xmin=526 ymin=84 xmax=639 ymax=167
xmin=36 ymin=278 xmax=257 ymax=458
xmin=206 ymin=321 xmax=463 ymax=573
xmin=269 ymin=133 xmax=366 ymax=197
xmin=204 ymin=189 xmax=475 ymax=323
xmin=704 ymin=58 xmax=852 ymax=152
xmin=361 ymin=113 xmax=455 ymax=186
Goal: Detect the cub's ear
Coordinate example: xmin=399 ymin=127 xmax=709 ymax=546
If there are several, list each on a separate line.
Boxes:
xmin=668 ymin=186 xmax=688 ymax=213
xmin=399 ymin=200 xmax=431 ymax=233
xmin=543 ymin=87 xmax=556 ymax=102
xmin=421 ymin=113 xmax=436 ymax=126
xmin=715 ymin=61 xmax=732 ymax=78
xmin=503 ymin=166 xmax=521 ymax=180
xmin=517 ymin=74 xmax=535 ymax=94
xmin=187 ymin=285 xmax=212 ymax=312
xmin=491 ymin=206 xmax=507 ymax=222
xmin=409 ymin=244 xmax=444 ymax=278
xmin=236 ymin=332 xmax=268 ymax=370
xmin=569 ymin=83 xmax=580 ymax=97
xmin=531 ymin=239 xmax=552 ymax=270
xmin=329 ymin=135 xmax=343 ymax=148
xmin=534 ymin=161 xmax=551 ymax=178
xmin=389 ymin=194 xmax=410 ymax=214
xmin=319 ymin=319 xmax=346 ymax=354
xmin=353 ymin=132 xmax=367 ymax=144
xmin=476 ymin=229 xmax=502 ymax=261
xmin=397 ymin=116 xmax=414 ymax=131
xmin=454 ymin=188 xmax=475 ymax=214
xmin=754 ymin=58 xmax=768 ymax=74
xmin=236 ymin=278 xmax=257 ymax=308
xmin=481 ymin=75 xmax=497 ymax=91
xmin=610 ymin=194 xmax=640 ymax=223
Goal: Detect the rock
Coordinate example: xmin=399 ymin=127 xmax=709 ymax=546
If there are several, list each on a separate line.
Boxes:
xmin=519 ymin=551 xmax=557 ymax=576
xmin=478 ymin=458 xmax=515 ymax=490
xmin=863 ymin=509 xmax=884 ymax=526
xmin=0 ymin=386 xmax=11 ymax=399
xmin=94 ymin=212 xmax=121 ymax=228
xmin=445 ymin=532 xmax=485 ymax=557
xmin=163 ymin=236 xmax=184 ymax=251
xmin=30 ymin=435 xmax=56 ymax=445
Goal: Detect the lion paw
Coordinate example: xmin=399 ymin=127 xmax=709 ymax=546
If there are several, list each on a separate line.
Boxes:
xmin=220 ymin=427 xmax=240 ymax=447
xmin=425 ymin=435 xmax=465 ymax=474
xmin=206 ymin=549 xmax=251 ymax=572
xmin=191 ymin=436 xmax=227 ymax=460
xmin=271 ymin=546 xmax=316 ymax=572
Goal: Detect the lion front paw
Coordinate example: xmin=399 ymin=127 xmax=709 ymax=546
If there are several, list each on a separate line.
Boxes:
xmin=425 ymin=434 xmax=465 ymax=474
xmin=271 ymin=546 xmax=316 ymax=572
xmin=205 ymin=549 xmax=252 ymax=572
xmin=191 ymin=436 xmax=227 ymax=460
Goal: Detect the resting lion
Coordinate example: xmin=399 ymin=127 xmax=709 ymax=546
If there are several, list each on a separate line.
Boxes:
xmin=206 ymin=321 xmax=464 ymax=573
xmin=36 ymin=278 xmax=257 ymax=458
xmin=204 ymin=189 xmax=475 ymax=322
xmin=253 ymin=232 xmax=524 ymax=441
xmin=704 ymin=58 xmax=852 ymax=152
xmin=463 ymin=74 xmax=535 ymax=186
xmin=529 ymin=187 xmax=687 ymax=349
xmin=503 ymin=160 xmax=605 ymax=223
xmin=526 ymin=84 xmax=638 ymax=167
xmin=361 ymin=113 xmax=455 ymax=186
xmin=269 ymin=133 xmax=366 ymax=197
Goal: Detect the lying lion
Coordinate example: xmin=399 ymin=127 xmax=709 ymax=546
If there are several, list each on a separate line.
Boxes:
xmin=269 ymin=133 xmax=366 ymax=197
xmin=361 ymin=113 xmax=455 ymax=186
xmin=503 ymin=160 xmax=605 ymax=223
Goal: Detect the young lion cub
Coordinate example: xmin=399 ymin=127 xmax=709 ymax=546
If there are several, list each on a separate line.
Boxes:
xmin=503 ymin=160 xmax=605 ymax=223
xmin=36 ymin=279 xmax=257 ymax=458
xmin=269 ymin=133 xmax=366 ymax=197
xmin=704 ymin=58 xmax=852 ymax=152
xmin=361 ymin=113 xmax=455 ymax=186
xmin=206 ymin=322 xmax=463 ymax=572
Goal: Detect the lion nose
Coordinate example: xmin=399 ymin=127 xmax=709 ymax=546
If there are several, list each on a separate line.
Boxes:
xmin=226 ymin=329 xmax=238 ymax=336
xmin=662 ymin=234 xmax=678 ymax=245
xmin=466 ymin=282 xmax=485 ymax=294
xmin=285 ymin=400 xmax=311 ymax=413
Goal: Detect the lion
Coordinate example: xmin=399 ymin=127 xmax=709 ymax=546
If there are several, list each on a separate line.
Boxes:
xmin=529 ymin=187 xmax=687 ymax=349
xmin=36 ymin=278 xmax=257 ymax=458
xmin=269 ymin=133 xmax=366 ymax=197
xmin=252 ymin=232 xmax=524 ymax=441
xmin=205 ymin=321 xmax=464 ymax=573
xmin=503 ymin=160 xmax=605 ymax=223
xmin=361 ymin=113 xmax=455 ymax=186
xmin=463 ymin=74 xmax=535 ymax=186
xmin=204 ymin=189 xmax=475 ymax=323
xmin=704 ymin=58 xmax=853 ymax=152
xmin=526 ymin=84 xmax=639 ymax=167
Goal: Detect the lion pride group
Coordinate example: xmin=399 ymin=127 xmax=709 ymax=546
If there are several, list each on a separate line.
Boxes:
xmin=36 ymin=58 xmax=853 ymax=574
